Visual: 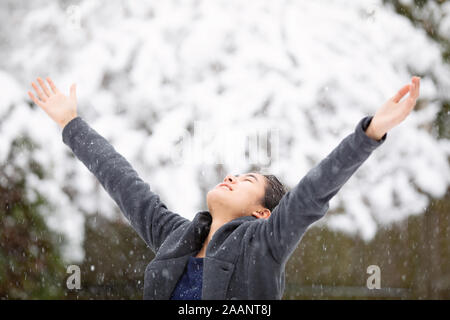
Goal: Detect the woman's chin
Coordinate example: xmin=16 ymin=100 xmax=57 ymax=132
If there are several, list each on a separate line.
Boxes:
xmin=207 ymin=188 xmax=221 ymax=199
xmin=207 ymin=188 xmax=227 ymax=204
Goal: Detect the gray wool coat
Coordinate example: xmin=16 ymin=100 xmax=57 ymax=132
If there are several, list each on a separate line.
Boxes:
xmin=62 ymin=114 xmax=386 ymax=299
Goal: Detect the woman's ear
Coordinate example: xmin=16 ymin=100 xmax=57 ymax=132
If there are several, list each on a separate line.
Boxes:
xmin=251 ymin=208 xmax=271 ymax=220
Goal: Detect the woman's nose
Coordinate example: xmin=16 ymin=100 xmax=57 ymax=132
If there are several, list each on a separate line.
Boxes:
xmin=224 ymin=174 xmax=236 ymax=183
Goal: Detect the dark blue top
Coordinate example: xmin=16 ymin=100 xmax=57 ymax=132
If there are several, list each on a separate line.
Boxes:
xmin=170 ymin=256 xmax=204 ymax=300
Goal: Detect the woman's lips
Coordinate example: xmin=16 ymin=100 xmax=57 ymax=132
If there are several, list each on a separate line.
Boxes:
xmin=217 ymin=183 xmax=233 ymax=191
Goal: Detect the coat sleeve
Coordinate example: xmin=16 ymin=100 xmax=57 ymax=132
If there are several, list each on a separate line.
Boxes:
xmin=257 ymin=115 xmax=387 ymax=264
xmin=62 ymin=116 xmax=189 ymax=253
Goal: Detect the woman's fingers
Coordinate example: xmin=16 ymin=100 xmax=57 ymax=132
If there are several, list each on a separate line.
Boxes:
xmin=399 ymin=77 xmax=421 ymax=112
xmin=37 ymin=77 xmax=51 ymax=97
xmin=411 ymin=79 xmax=416 ymax=100
xmin=31 ymin=82 xmax=47 ymax=102
xmin=46 ymin=77 xmax=60 ymax=94
xmin=391 ymin=76 xmax=420 ymax=105
xmin=28 ymin=91 xmax=44 ymax=108
xmin=410 ymin=76 xmax=420 ymax=100
xmin=391 ymin=84 xmax=410 ymax=103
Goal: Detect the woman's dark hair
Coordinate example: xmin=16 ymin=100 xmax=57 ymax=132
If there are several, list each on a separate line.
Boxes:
xmin=261 ymin=174 xmax=288 ymax=212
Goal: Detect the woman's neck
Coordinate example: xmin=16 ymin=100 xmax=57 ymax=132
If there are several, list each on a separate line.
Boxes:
xmin=195 ymin=215 xmax=232 ymax=258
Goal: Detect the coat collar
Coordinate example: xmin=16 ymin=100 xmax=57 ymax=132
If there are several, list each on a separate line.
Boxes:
xmin=193 ymin=211 xmax=257 ymax=258
xmin=193 ymin=211 xmax=257 ymax=242
xmin=144 ymin=211 xmax=258 ymax=300
xmin=193 ymin=211 xmax=258 ymax=299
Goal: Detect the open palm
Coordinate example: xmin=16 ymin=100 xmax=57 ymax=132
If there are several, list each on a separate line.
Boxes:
xmin=28 ymin=77 xmax=78 ymax=129
xmin=366 ymin=76 xmax=421 ymax=140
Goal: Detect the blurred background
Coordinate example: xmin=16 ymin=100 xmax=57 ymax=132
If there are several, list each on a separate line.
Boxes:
xmin=0 ymin=0 xmax=449 ymax=299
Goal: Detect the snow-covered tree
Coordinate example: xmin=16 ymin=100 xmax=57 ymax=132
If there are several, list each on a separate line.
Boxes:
xmin=0 ymin=0 xmax=449 ymax=263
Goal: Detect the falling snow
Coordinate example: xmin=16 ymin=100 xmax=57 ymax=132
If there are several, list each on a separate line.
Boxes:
xmin=0 ymin=0 xmax=449 ymax=264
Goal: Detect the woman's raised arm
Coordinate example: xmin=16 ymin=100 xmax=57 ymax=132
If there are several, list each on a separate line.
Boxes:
xmin=256 ymin=76 xmax=420 ymax=264
xmin=28 ymin=77 xmax=189 ymax=253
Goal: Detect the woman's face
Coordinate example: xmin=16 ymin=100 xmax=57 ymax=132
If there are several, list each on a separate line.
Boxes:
xmin=206 ymin=172 xmax=268 ymax=219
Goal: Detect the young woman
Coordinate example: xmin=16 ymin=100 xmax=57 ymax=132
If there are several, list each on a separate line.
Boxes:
xmin=28 ymin=76 xmax=420 ymax=299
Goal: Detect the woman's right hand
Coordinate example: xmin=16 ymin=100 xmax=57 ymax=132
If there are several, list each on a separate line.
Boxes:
xmin=28 ymin=77 xmax=78 ymax=129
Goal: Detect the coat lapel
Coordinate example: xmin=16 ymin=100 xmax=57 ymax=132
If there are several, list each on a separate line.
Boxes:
xmin=144 ymin=252 xmax=195 ymax=299
xmin=143 ymin=211 xmax=257 ymax=300
xmin=201 ymin=214 xmax=256 ymax=299
xmin=202 ymin=257 xmax=236 ymax=299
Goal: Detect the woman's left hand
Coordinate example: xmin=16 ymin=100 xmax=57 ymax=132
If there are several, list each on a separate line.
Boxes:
xmin=365 ymin=76 xmax=421 ymax=141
